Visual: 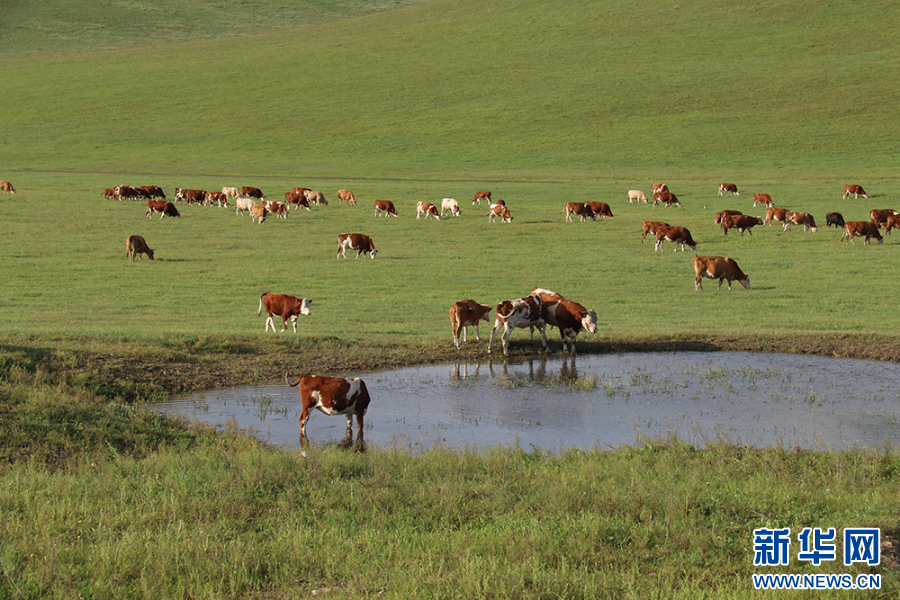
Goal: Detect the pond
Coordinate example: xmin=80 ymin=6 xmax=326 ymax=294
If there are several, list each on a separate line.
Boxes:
xmin=151 ymin=352 xmax=900 ymax=451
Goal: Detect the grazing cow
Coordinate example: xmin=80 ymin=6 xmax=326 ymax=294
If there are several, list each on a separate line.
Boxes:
xmin=488 ymin=203 xmax=513 ymax=223
xmin=718 ymin=182 xmax=740 ymax=196
xmin=752 ymin=193 xmax=772 ymax=207
xmin=715 ymin=210 xmax=743 ymax=224
xmin=179 ymin=189 xmax=206 ymax=205
xmin=374 ymin=200 xmax=398 ymax=217
xmin=146 ymin=199 xmax=180 ymax=218
xmin=0 ymin=181 xmax=15 ymax=194
xmin=826 ymin=212 xmax=845 ymax=228
xmin=764 ymin=207 xmax=791 ymax=226
xmin=141 ymin=185 xmax=165 ymax=199
xmin=473 ymin=191 xmax=491 ymax=205
xmin=441 ymin=198 xmax=461 ymax=217
xmin=115 ymin=185 xmax=140 ymax=201
xmin=205 ymin=191 xmax=228 ymax=207
xmin=651 ymin=183 xmax=667 ymax=195
xmin=585 ymin=201 xmax=613 ymax=218
xmin=562 ymin=202 xmax=596 ymax=222
xmin=338 ymin=189 xmax=356 ymax=205
xmin=655 ymin=225 xmax=697 ymax=252
xmin=235 ymin=197 xmax=256 ymax=216
xmin=692 ymin=256 xmax=750 ymax=291
xmin=531 ymin=289 xmax=597 ymax=354
xmin=337 ymin=233 xmax=378 ymax=259
xmin=783 ymin=211 xmax=817 ymax=232
xmin=641 ymin=221 xmax=669 ymax=243
xmin=628 ymin=190 xmax=648 ymax=204
xmin=885 ymin=214 xmax=900 ymax=235
xmin=488 ymin=295 xmax=548 ymax=356
xmin=250 ymin=204 xmax=268 ymax=224
xmin=841 ymin=221 xmax=884 ymax=246
xmin=654 ymin=191 xmax=681 ymax=207
xmin=222 ymin=187 xmax=239 ymax=200
xmin=843 ymin=185 xmax=868 ymax=199
xmin=241 ymin=186 xmax=264 ymax=201
xmin=125 ymin=235 xmax=154 ymax=261
xmin=258 ymin=292 xmax=311 ymax=333
xmin=303 ymin=190 xmax=326 ymax=205
xmin=284 ymin=191 xmax=310 ymax=211
xmin=721 ymin=214 xmax=762 ymax=236
xmin=285 ymin=374 xmax=371 ymax=442
xmin=416 ymin=201 xmax=441 ymax=220
xmin=264 ymin=201 xmax=288 ymax=219
xmin=103 ymin=188 xmax=115 ymax=200
xmin=869 ymin=209 xmax=899 ymax=227
xmin=449 ymin=300 xmax=492 ymax=348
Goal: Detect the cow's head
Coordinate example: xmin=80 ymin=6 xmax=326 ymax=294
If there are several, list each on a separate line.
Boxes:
xmin=300 ymin=298 xmax=312 ymax=315
xmin=368 ymin=248 xmax=379 ymax=259
xmin=580 ymin=310 xmax=598 ymax=334
xmin=738 ymin=276 xmax=751 ymax=289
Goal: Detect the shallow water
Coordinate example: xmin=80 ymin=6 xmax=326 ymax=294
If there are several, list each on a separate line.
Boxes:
xmin=151 ymin=352 xmax=900 ymax=451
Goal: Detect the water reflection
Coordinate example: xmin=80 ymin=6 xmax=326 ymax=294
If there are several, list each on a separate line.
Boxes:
xmin=152 ymin=352 xmax=900 ymax=452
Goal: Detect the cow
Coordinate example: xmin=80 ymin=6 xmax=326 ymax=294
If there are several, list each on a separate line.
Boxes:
xmin=146 ymin=199 xmax=180 ymax=218
xmin=715 ymin=209 xmax=743 ymax=224
xmin=718 ymin=182 xmax=740 ymax=196
xmin=473 ymin=191 xmax=491 ymax=205
xmin=0 ymin=181 xmax=15 ymax=194
xmin=205 ymin=191 xmax=228 ymax=207
xmin=179 ymin=189 xmax=206 ymax=205
xmin=843 ymin=185 xmax=868 ymax=199
xmin=651 ymin=183 xmax=667 ymax=195
xmin=285 ymin=374 xmax=371 ymax=443
xmin=258 ymin=292 xmax=311 ymax=333
xmin=241 ymin=186 xmax=264 ymax=201
xmin=585 ymin=201 xmax=613 ymax=218
xmin=374 ymin=200 xmax=398 ymax=217
xmin=721 ymin=214 xmax=762 ymax=236
xmin=628 ymin=190 xmax=648 ymax=204
xmin=655 ymin=225 xmax=697 ymax=252
xmin=783 ymin=211 xmax=817 ymax=232
xmin=561 ymin=202 xmax=596 ymax=222
xmin=250 ymin=204 xmax=268 ymax=224
xmin=235 ymin=197 xmax=256 ymax=216
xmin=264 ymin=201 xmax=288 ymax=219
xmin=449 ymin=300 xmax=492 ymax=348
xmin=141 ymin=185 xmax=166 ymax=199
xmin=530 ymin=289 xmax=597 ymax=354
xmin=492 ymin=199 xmax=506 ymax=207
xmin=825 ymin=212 xmax=845 ymax=228
xmin=841 ymin=221 xmax=883 ymax=246
xmin=303 ymin=190 xmax=326 ymax=205
xmin=222 ymin=187 xmax=240 ymax=200
xmin=488 ymin=203 xmax=513 ymax=223
xmin=885 ymin=214 xmax=900 ymax=235
xmin=292 ymin=187 xmax=311 ymax=198
xmin=416 ymin=201 xmax=441 ymax=220
xmin=284 ymin=191 xmax=310 ymax=211
xmin=103 ymin=188 xmax=115 ymax=200
xmin=869 ymin=209 xmax=899 ymax=227
xmin=764 ymin=207 xmax=791 ymax=226
xmin=115 ymin=185 xmax=140 ymax=201
xmin=338 ymin=189 xmax=356 ymax=205
xmin=654 ymin=191 xmax=681 ymax=207
xmin=337 ymin=233 xmax=378 ymax=259
xmin=692 ymin=256 xmax=750 ymax=291
xmin=752 ymin=193 xmax=772 ymax=207
xmin=440 ymin=198 xmax=461 ymax=217
xmin=488 ymin=295 xmax=548 ymax=356
xmin=125 ymin=235 xmax=154 ymax=261
xmin=641 ymin=221 xmax=669 ymax=243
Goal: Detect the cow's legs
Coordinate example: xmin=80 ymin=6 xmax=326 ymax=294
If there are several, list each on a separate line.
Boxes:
xmin=291 ymin=315 xmax=298 ymax=333
xmin=265 ymin=316 xmax=276 ymax=332
xmin=487 ymin=320 xmax=503 ymax=354
xmin=474 ymin=323 xmax=481 ymax=341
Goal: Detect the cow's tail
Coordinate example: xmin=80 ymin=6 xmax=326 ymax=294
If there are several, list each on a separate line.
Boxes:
xmin=284 ymin=372 xmax=305 ymax=387
xmin=258 ymin=293 xmax=268 ymax=317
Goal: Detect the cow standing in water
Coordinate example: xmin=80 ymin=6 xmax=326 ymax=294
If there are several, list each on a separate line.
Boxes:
xmin=285 ymin=374 xmax=372 ymax=444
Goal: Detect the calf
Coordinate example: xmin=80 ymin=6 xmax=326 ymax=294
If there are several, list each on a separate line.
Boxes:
xmin=655 ymin=225 xmax=697 ymax=252
xmin=337 ymin=189 xmax=356 ymax=205
xmin=285 ymin=374 xmax=371 ymax=442
xmin=473 ymin=191 xmax=491 ymax=205
xmin=416 ymin=201 xmax=441 ymax=220
xmin=692 ymin=256 xmax=750 ymax=291
xmin=0 ymin=181 xmax=16 ymax=194
xmin=718 ymin=182 xmax=739 ymax=196
xmin=441 ymin=198 xmax=461 ymax=217
xmin=449 ymin=300 xmax=492 ymax=348
xmin=752 ymin=193 xmax=772 ymax=207
xmin=488 ymin=295 xmax=548 ymax=356
xmin=562 ymin=202 xmax=596 ymax=222
xmin=374 ymin=200 xmax=398 ymax=217
xmin=843 ymin=184 xmax=868 ymax=199
xmin=825 ymin=212 xmax=845 ymax=228
xmin=585 ymin=201 xmax=613 ymax=218
xmin=721 ymin=214 xmax=762 ymax=236
xmin=125 ymin=235 xmax=154 ymax=261
xmin=841 ymin=221 xmax=883 ymax=246
xmin=628 ymin=190 xmax=648 ymax=204
xmin=488 ymin=203 xmax=513 ymax=223
xmin=337 ymin=233 xmax=378 ymax=259
xmin=146 ymin=199 xmax=180 ymax=218
xmin=641 ymin=221 xmax=669 ymax=243
xmin=764 ymin=207 xmax=791 ymax=226
xmin=250 ymin=204 xmax=268 ymax=224
xmin=258 ymin=292 xmax=311 ymax=333
xmin=783 ymin=211 xmax=817 ymax=232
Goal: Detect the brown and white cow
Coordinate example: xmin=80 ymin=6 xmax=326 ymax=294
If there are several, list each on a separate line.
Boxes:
xmin=250 ymin=204 xmax=268 ymax=224
xmin=488 ymin=203 xmax=513 ymax=223
xmin=841 ymin=221 xmax=883 ymax=246
xmin=585 ymin=201 xmax=613 ymax=218
xmin=337 ymin=189 xmax=356 ymax=205
xmin=752 ymin=193 xmax=772 ymax=207
xmin=692 ymin=256 xmax=750 ymax=291
xmin=449 ymin=300 xmax=492 ymax=348
xmin=641 ymin=221 xmax=670 ymax=243
xmin=115 ymin=185 xmax=140 ymax=201
xmin=374 ymin=200 xmax=398 ymax=217
xmin=653 ymin=191 xmax=681 ymax=207
xmin=885 ymin=214 xmax=900 ymax=235
xmin=783 ymin=211 xmax=817 ymax=232
xmin=869 ymin=209 xmax=899 ymax=227
xmin=0 ymin=181 xmax=16 ymax=194
xmin=125 ymin=235 xmax=154 ymax=261
xmin=530 ymin=288 xmax=597 ymax=354
xmin=303 ymin=190 xmax=326 ymax=205
xmin=285 ymin=374 xmax=371 ymax=442
xmin=764 ymin=207 xmax=791 ymax=226
xmin=285 ymin=191 xmax=311 ymax=211
xmin=141 ymin=185 xmax=166 ymax=199
xmin=473 ymin=191 xmax=491 ymax=205
xmin=179 ymin=189 xmax=206 ymax=205
xmin=488 ymin=295 xmax=548 ymax=356
xmin=241 ymin=186 xmax=264 ymax=201
xmin=264 ymin=201 xmax=288 ymax=219
xmin=715 ymin=210 xmax=743 ymax=225
xmin=337 ymin=233 xmax=378 ymax=259
xmin=146 ymin=199 xmax=180 ymax=218
xmin=258 ymin=292 xmax=311 ymax=333
xmin=562 ymin=202 xmax=596 ymax=222
xmin=628 ymin=190 xmax=648 ymax=204
xmin=843 ymin=185 xmax=868 ymax=199
xmin=718 ymin=182 xmax=739 ymax=196
xmin=440 ymin=198 xmax=461 ymax=217
xmin=416 ymin=201 xmax=441 ymax=220
xmin=655 ymin=225 xmax=697 ymax=252
xmin=103 ymin=188 xmax=115 ymax=200
xmin=651 ymin=183 xmax=667 ymax=195
xmin=721 ymin=214 xmax=762 ymax=236
xmin=205 ymin=191 xmax=228 ymax=207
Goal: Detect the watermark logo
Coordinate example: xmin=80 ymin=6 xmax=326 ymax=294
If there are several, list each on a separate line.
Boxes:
xmin=844 ymin=528 xmax=880 ymax=566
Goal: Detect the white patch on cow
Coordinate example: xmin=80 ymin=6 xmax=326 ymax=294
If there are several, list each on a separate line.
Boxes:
xmin=300 ymin=298 xmax=311 ymax=315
